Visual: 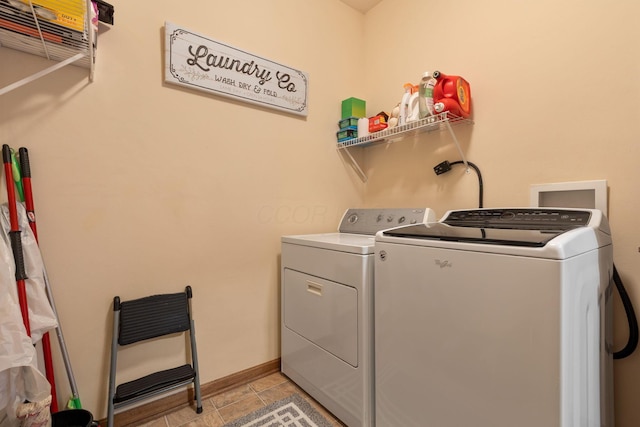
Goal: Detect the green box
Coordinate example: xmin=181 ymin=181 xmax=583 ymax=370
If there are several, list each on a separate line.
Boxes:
xmin=341 ymin=97 xmax=366 ymax=119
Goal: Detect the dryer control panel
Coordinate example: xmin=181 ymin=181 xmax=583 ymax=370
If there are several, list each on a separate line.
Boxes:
xmin=339 ymin=208 xmax=436 ymax=235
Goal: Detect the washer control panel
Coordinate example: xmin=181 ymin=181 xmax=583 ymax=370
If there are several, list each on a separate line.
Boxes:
xmin=339 ymin=208 xmax=436 ymax=235
xmin=442 ymin=208 xmax=592 ymax=230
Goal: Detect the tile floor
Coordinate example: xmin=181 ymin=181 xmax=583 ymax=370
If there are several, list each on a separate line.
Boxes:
xmin=137 ymin=372 xmax=346 ymax=427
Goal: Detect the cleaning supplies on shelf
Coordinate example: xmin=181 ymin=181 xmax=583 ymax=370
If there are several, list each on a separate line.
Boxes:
xmin=407 ymin=92 xmax=420 ymax=122
xmin=335 ymin=70 xmax=472 ymax=144
xmin=357 ymin=118 xmax=370 ymax=137
xmin=338 ymin=117 xmax=359 ymax=128
xmin=337 ymin=127 xmax=358 ymax=142
xmin=432 ymin=71 xmax=472 ymax=118
xmin=337 ymin=117 xmax=359 ymax=142
xmin=337 ymin=98 xmax=366 ymax=142
xmin=398 ymin=84 xmax=413 ymax=126
xmin=337 ymin=97 xmax=366 ymax=142
xmin=418 ymin=71 xmax=437 ymax=119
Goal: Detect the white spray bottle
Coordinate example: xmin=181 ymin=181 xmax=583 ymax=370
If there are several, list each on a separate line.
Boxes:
xmin=398 ymin=83 xmax=413 ymax=126
xmin=418 ymin=71 xmax=436 ymax=119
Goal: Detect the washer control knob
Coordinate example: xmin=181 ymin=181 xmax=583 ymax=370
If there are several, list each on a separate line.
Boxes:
xmin=377 ymin=214 xmax=383 ymax=222
xmin=398 ymin=216 xmax=406 ymax=224
xmin=387 ymin=215 xmax=394 ymax=222
xmin=347 ymin=213 xmax=358 ymax=224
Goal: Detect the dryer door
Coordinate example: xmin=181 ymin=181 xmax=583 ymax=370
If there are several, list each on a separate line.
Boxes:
xmin=283 ymin=269 xmax=358 ymax=367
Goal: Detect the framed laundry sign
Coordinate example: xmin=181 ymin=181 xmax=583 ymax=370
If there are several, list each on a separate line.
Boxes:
xmin=164 ymin=22 xmax=308 ymax=116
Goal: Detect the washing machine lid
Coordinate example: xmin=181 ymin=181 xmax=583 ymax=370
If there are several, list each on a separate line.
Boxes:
xmin=380 ymin=208 xmax=610 ymax=249
xmin=382 ymin=223 xmax=563 ymax=247
xmin=441 ymin=208 xmax=593 ymax=230
xmin=282 ymin=233 xmax=376 ymax=254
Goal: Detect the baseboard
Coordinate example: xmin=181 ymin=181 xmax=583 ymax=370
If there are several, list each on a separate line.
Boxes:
xmin=100 ymin=358 xmax=281 ymax=427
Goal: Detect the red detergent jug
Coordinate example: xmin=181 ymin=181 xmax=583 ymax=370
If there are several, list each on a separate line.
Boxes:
xmin=432 ymin=71 xmax=472 ymax=118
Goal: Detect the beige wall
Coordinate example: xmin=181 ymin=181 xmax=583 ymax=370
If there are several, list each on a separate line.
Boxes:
xmin=0 ymin=0 xmax=365 ymax=420
xmin=1 ymin=0 xmax=639 ymax=425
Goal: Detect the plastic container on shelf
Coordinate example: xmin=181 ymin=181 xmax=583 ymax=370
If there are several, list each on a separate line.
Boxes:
xmin=338 ymin=117 xmax=359 ymax=129
xmin=337 ymin=127 xmax=358 ymax=142
xmin=341 ymin=97 xmax=366 ymax=119
xmin=398 ymin=83 xmax=413 ymax=126
xmin=357 ymin=117 xmax=370 ymax=137
xmin=418 ymin=71 xmax=437 ymax=119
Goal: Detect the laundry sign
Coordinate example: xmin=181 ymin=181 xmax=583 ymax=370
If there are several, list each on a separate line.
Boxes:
xmin=164 ymin=22 xmax=308 ymax=116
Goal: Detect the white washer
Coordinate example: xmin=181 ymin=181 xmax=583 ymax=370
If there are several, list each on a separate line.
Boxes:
xmin=281 ymin=208 xmax=436 ymax=427
xmin=374 ymin=208 xmax=614 ymax=427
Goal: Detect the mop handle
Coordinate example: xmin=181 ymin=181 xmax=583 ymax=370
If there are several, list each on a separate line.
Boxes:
xmin=18 ymin=147 xmax=37 ymax=239
xmin=18 ymin=147 xmax=60 ymax=412
xmin=3 ymin=144 xmax=30 ymax=334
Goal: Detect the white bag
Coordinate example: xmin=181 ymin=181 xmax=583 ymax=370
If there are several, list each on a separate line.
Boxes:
xmin=0 ymin=202 xmax=55 ymax=426
xmin=0 ymin=203 xmax=57 ymax=342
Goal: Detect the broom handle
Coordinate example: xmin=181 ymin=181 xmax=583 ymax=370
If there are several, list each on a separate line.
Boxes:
xmin=43 ymin=266 xmax=81 ymax=402
xmin=18 ymin=147 xmax=59 ymax=412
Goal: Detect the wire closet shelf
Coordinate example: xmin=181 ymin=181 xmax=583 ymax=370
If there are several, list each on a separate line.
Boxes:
xmin=336 ymin=111 xmax=472 ymax=149
xmin=0 ymin=0 xmax=95 ymax=96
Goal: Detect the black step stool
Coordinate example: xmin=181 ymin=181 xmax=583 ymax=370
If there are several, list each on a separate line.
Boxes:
xmin=107 ymin=286 xmax=202 ymax=426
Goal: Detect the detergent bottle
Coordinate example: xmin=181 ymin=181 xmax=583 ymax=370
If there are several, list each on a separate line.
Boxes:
xmin=432 ymin=71 xmax=472 ymax=118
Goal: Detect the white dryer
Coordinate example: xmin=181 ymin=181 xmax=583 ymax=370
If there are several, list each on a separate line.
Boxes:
xmin=281 ymin=208 xmax=436 ymax=427
xmin=374 ymin=208 xmax=614 ymax=427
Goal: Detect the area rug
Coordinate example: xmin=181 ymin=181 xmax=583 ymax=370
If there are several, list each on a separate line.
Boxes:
xmin=222 ymin=393 xmax=334 ymax=427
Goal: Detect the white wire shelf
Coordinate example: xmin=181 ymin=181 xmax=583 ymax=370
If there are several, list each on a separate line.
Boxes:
xmin=336 ymin=111 xmax=472 ymax=148
xmin=336 ymin=111 xmax=473 ymax=182
xmin=0 ymin=0 xmax=96 ymax=96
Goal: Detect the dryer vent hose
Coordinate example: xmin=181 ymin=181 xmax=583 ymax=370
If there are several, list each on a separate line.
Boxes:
xmin=613 ymin=264 xmax=638 ymax=359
